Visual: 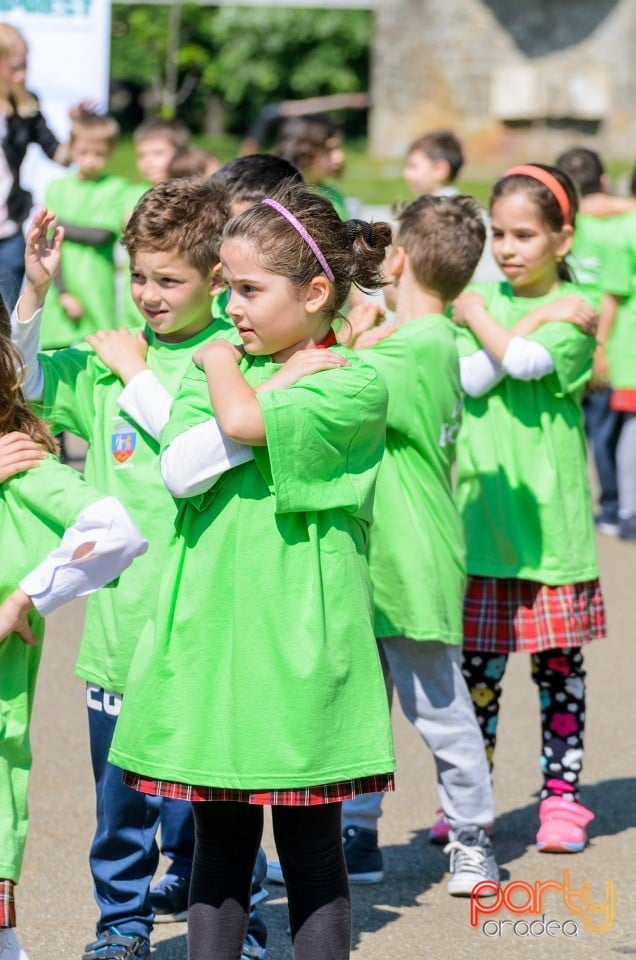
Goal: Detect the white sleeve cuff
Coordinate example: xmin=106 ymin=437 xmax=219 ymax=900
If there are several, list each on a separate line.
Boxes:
xmin=460 ymin=350 xmax=504 ymax=397
xmin=10 ymin=300 xmax=44 ymax=400
xmin=117 ymin=370 xmax=173 ymax=441
xmin=501 ymin=336 xmax=555 ymax=380
xmin=19 ymin=496 xmax=148 ymax=616
xmin=161 ymin=419 xmax=255 ymax=498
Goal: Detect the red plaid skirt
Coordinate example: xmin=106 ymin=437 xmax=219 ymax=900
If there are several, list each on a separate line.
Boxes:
xmin=123 ymin=772 xmax=395 ymax=806
xmin=463 ymin=576 xmax=606 ymax=654
xmin=0 ymin=879 xmax=15 ymax=928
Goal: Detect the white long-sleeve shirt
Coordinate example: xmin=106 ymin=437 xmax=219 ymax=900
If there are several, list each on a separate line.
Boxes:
xmin=460 ymin=336 xmax=555 ymax=397
xmin=19 ymin=496 xmax=148 ymax=616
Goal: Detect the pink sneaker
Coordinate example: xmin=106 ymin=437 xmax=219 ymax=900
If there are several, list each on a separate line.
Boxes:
xmin=427 ymin=809 xmax=494 ymax=845
xmin=536 ymin=796 xmax=594 ymax=853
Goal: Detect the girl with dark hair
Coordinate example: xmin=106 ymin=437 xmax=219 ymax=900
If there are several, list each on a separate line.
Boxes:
xmin=110 ymin=186 xmax=395 ymax=960
xmin=453 ymin=164 xmax=605 ymax=855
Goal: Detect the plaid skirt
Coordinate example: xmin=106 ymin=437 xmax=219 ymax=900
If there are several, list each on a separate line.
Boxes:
xmin=123 ymin=771 xmax=394 ymax=806
xmin=463 ymin=575 xmax=606 ymax=654
xmin=0 ymin=879 xmax=15 ymax=928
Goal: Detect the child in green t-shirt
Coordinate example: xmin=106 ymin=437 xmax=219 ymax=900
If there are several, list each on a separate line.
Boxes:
xmin=453 ymin=163 xmax=605 ymax=855
xmin=326 ymin=195 xmax=499 ymax=898
xmin=0 ymin=316 xmax=146 ymax=960
xmin=402 ymin=128 xmax=464 ymax=197
xmin=40 ymin=114 xmax=129 ymax=350
xmin=109 ymin=185 xmax=396 ymax=960
xmin=555 ymin=147 xmax=634 ymax=535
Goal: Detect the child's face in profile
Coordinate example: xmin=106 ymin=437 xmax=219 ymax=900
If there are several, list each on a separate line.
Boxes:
xmin=310 ymin=136 xmax=345 ymax=182
xmin=403 ymin=149 xmax=447 ymax=196
xmin=135 ymin=137 xmax=177 ymax=185
xmin=72 ymin=137 xmax=111 ymax=180
xmin=130 ymin=249 xmax=215 ymax=343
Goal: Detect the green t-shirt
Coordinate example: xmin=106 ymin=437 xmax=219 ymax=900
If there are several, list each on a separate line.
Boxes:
xmin=110 ymin=351 xmax=396 ymax=789
xmin=315 ymin=182 xmax=348 ymax=220
xmin=568 ymin=213 xmax=632 ymax=303
xmin=455 ymin=281 xmax=598 ymax=585
xmin=361 ymin=316 xmax=465 ymax=643
xmin=606 ymin=212 xmax=636 ymax=389
xmin=41 ymin=173 xmax=129 ymax=349
xmin=36 ymin=315 xmax=233 ymax=694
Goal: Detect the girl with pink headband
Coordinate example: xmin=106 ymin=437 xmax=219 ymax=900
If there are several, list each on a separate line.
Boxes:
xmin=452 ymin=163 xmax=606 ymax=854
xmin=109 ymin=185 xmax=396 ymax=960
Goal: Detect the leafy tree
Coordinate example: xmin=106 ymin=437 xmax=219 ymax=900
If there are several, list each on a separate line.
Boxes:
xmin=110 ymin=4 xmax=372 ymax=134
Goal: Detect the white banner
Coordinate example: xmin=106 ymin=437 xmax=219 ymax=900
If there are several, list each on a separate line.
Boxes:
xmin=2 ymin=0 xmax=112 ymax=207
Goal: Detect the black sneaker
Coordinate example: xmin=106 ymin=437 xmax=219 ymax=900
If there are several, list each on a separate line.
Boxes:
xmin=342 ymin=825 xmax=384 ymax=884
xmin=82 ymin=930 xmax=150 ymax=960
xmin=266 ymin=825 xmax=384 ymax=886
xmin=150 ymin=873 xmax=189 ymax=923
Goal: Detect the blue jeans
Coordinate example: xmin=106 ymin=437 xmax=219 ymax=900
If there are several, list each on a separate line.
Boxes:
xmin=0 ymin=231 xmax=25 ymax=311
xmin=583 ymin=388 xmax=623 ymax=519
xmin=86 ymin=685 xmax=195 ymax=939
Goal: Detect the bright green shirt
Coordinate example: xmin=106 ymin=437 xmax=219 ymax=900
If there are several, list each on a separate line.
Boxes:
xmin=568 ymin=213 xmax=632 ymax=301
xmin=362 ymin=316 xmax=465 ymax=643
xmin=36 ymin=316 xmax=233 ymax=694
xmin=110 ymin=351 xmax=396 ymax=788
xmin=455 ymin=281 xmax=598 ymax=585
xmin=41 ymin=173 xmax=129 ymax=349
xmin=606 ymin=212 xmax=636 ymax=389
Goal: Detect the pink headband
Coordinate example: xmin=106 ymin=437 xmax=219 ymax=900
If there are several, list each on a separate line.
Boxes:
xmin=503 ymin=165 xmax=572 ymax=225
xmin=262 ymin=198 xmax=335 ymax=282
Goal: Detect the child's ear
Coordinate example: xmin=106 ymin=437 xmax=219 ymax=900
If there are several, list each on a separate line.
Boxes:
xmin=208 ymin=262 xmax=225 ymax=296
xmin=304 ymin=275 xmax=331 ymax=314
xmin=388 ymin=246 xmax=407 ymax=282
xmin=555 ymin=224 xmax=574 ymax=259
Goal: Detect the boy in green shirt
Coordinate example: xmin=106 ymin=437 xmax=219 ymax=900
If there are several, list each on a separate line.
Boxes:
xmin=268 ymin=195 xmax=499 ymax=896
xmin=555 ymin=147 xmax=633 ymax=534
xmin=12 ymin=182 xmax=243 ymax=960
xmin=40 ymin=114 xmax=129 ymax=350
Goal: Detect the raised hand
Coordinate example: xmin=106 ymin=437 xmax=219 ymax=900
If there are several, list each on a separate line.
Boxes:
xmin=24 ymin=208 xmax=63 ymax=294
xmin=85 ymin=328 xmax=149 ymax=384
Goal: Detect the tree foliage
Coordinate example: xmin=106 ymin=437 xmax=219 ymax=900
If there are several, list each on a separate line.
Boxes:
xmin=110 ymin=4 xmax=372 ymax=134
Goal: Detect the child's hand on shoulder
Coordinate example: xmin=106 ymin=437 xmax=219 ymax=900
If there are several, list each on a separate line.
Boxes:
xmin=86 ymin=328 xmax=149 ymax=384
xmin=193 ymin=339 xmax=244 ymax=369
xmin=452 ymin=291 xmax=487 ymax=327
xmin=0 ymin=432 xmax=46 ymax=483
xmin=339 ymin=301 xmax=386 ymax=347
xmin=542 ymin=296 xmax=598 ymax=335
xmin=59 ymin=292 xmax=84 ymax=321
xmin=260 ymin=349 xmax=349 ymax=392
xmin=0 ymin=589 xmax=37 ymax=646
xmin=355 ymin=324 xmax=397 ymax=350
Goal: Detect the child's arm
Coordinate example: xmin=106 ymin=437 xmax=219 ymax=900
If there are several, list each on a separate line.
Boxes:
xmin=0 ymin=496 xmax=147 ymax=644
xmin=56 ymin=222 xmax=117 ymax=248
xmin=193 ymin=339 xmax=349 ymax=446
xmin=455 ymin=291 xmax=597 ymax=396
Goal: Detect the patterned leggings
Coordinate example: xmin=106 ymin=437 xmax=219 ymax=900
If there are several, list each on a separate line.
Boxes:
xmin=461 ymin=647 xmax=586 ymax=801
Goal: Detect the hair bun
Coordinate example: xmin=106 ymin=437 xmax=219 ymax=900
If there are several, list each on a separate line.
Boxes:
xmin=346 ymin=218 xmax=375 ymax=246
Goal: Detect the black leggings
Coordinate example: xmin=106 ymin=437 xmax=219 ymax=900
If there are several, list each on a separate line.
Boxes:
xmin=188 ymin=801 xmax=350 ymax=960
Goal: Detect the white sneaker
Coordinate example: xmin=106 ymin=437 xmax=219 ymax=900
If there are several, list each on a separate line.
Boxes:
xmin=0 ymin=928 xmax=29 ymax=960
xmin=444 ymin=825 xmax=499 ymax=897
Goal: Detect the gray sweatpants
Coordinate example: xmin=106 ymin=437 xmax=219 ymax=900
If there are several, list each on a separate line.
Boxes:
xmin=343 ymin=638 xmax=494 ymax=832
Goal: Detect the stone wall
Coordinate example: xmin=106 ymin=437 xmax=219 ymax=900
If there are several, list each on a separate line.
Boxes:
xmin=370 ymin=0 xmax=636 ymax=163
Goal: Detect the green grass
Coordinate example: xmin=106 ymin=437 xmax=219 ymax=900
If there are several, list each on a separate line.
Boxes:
xmin=105 ymin=134 xmax=492 ymax=207
xmin=106 ymin=135 xmax=634 ymax=209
